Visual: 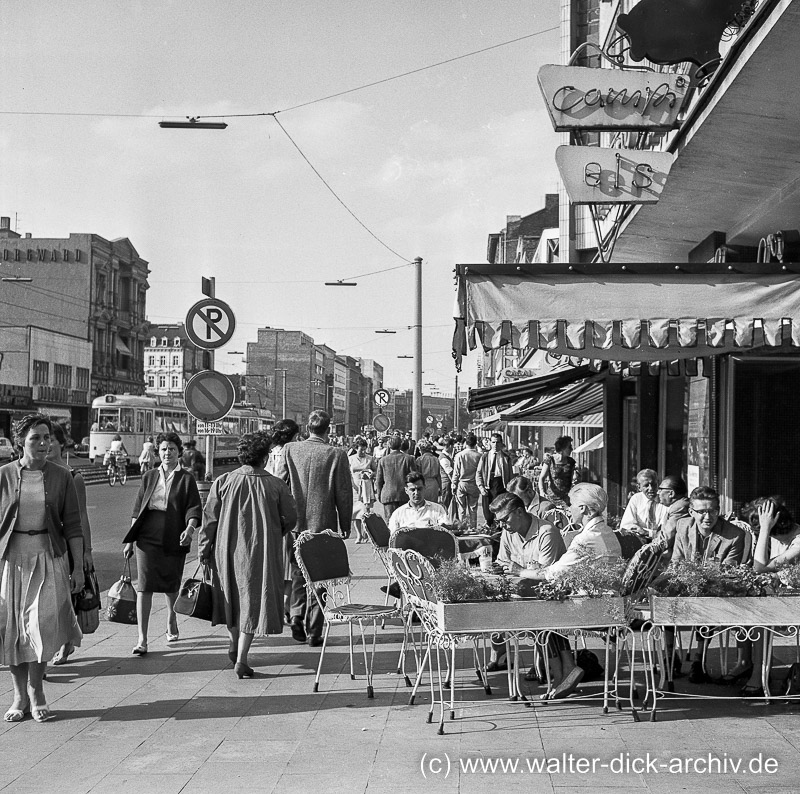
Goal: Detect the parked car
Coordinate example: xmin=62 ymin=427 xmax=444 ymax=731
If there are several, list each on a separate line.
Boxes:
xmin=73 ymin=437 xmax=90 ymax=456
xmin=0 ymin=438 xmax=15 ymax=462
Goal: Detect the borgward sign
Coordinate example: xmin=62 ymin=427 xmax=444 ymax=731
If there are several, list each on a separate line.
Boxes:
xmin=185 ymin=298 xmax=236 ymax=350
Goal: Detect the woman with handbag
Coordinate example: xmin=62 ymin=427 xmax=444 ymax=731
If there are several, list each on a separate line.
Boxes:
xmin=0 ymin=414 xmax=84 ymax=722
xmin=47 ymin=423 xmax=96 ymax=665
xmin=123 ymin=432 xmax=201 ymax=655
xmin=199 ymin=431 xmax=297 ymax=679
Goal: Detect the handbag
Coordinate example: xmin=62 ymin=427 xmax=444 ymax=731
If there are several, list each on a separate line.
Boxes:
xmin=174 ymin=562 xmax=214 ymax=621
xmin=106 ymin=559 xmax=138 ymax=625
xmin=77 ymin=605 xmax=100 ymax=634
xmin=73 ymin=566 xmax=101 ymax=634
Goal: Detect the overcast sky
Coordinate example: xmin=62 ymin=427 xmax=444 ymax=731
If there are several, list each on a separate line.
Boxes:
xmin=1 ymin=0 xmax=562 ymax=390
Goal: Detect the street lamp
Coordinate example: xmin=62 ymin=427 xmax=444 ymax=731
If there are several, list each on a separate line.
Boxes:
xmin=397 ymin=355 xmax=413 ymax=359
xmin=158 ymin=118 xmax=228 ymax=130
xmin=324 ymin=280 xmax=358 ymax=287
xmin=1 ymin=277 xmax=32 ymax=283
xmin=375 ymin=329 xmax=396 ymax=334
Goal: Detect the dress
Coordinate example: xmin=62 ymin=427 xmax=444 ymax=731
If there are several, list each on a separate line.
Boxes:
xmin=199 ymin=466 xmax=297 ymax=635
xmin=349 ymin=453 xmax=376 ymax=519
xmin=0 ymin=469 xmax=81 ymax=664
xmin=417 ymin=452 xmax=442 ymax=503
xmin=542 ymin=454 xmax=578 ymax=508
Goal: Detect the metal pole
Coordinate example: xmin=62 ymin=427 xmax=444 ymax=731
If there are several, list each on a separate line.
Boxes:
xmin=453 ymin=373 xmax=459 ymax=433
xmin=204 ymin=277 xmax=215 ymax=481
xmin=282 ymin=370 xmax=287 ymax=418
xmin=412 ymin=256 xmax=423 ymax=440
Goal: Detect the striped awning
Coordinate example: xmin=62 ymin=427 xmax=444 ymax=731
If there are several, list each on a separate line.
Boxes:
xmin=506 ymin=378 xmax=603 ymax=423
xmin=452 ymin=263 xmax=800 ymax=372
xmin=468 ymin=365 xmax=593 ymax=411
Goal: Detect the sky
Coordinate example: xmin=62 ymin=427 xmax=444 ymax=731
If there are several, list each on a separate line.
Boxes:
xmin=0 ymin=0 xmax=562 ymax=391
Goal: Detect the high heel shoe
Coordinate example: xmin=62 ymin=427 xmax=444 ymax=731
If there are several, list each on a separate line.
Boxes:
xmin=234 ymin=662 xmax=254 ymax=679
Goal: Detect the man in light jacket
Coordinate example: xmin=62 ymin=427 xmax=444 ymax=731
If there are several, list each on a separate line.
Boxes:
xmin=475 ymin=433 xmax=513 ymax=528
xmin=375 ymin=435 xmax=417 ymax=521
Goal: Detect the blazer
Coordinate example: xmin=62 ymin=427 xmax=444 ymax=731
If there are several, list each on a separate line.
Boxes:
xmin=475 ymin=450 xmax=513 ymax=492
xmin=0 ymin=460 xmax=82 ymax=559
xmin=124 ymin=466 xmax=202 ymax=555
xmin=671 ymin=516 xmax=746 ymax=566
xmin=375 ymin=450 xmax=417 ymax=504
xmin=274 ymin=436 xmax=353 ymax=535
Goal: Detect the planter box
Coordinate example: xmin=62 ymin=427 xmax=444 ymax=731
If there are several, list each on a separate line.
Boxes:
xmin=436 ymin=597 xmax=627 ymax=633
xmin=650 ymin=596 xmax=800 ymax=626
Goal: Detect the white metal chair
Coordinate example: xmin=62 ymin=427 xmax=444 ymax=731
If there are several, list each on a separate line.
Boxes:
xmin=294 ymin=529 xmax=401 ymax=698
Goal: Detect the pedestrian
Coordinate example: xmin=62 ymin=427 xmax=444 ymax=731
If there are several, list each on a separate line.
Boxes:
xmin=122 ymin=432 xmax=202 ymax=655
xmin=48 ymin=422 xmax=93 ymax=667
xmin=266 ymin=419 xmax=302 ymax=627
xmin=181 ymin=440 xmax=205 ymax=481
xmin=476 ymin=433 xmax=514 ymax=529
xmin=0 ymin=414 xmax=84 ymax=722
xmin=139 ymin=436 xmax=158 ymax=474
xmin=349 ymin=438 xmax=376 ymax=543
xmin=375 ymin=435 xmax=417 ymax=521
xmin=274 ymin=410 xmax=353 ymax=647
xmin=538 ymin=436 xmax=580 ymax=510
xmin=415 ymin=441 xmax=441 ymax=503
xmin=452 ymin=433 xmax=482 ymax=528
xmin=437 ymin=437 xmax=455 ymax=513
xmin=199 ymin=431 xmax=297 ymax=678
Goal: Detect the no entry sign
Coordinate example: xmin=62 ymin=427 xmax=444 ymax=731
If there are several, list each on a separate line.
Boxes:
xmin=184 ymin=370 xmax=236 ymax=422
xmin=185 ymin=298 xmax=236 ymax=350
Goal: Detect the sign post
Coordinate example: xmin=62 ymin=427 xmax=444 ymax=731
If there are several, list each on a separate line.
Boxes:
xmin=184 ymin=281 xmax=238 ymax=480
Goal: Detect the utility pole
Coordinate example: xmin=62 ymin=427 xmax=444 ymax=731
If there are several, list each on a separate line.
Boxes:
xmin=412 ymin=256 xmax=423 ymax=441
xmin=453 ymin=373 xmax=459 ymax=433
xmin=275 ymin=369 xmax=288 ymax=418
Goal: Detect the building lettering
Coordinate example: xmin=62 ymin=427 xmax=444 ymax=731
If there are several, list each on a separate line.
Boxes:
xmin=1 ymin=248 xmax=83 ymax=263
xmin=551 ymin=81 xmax=677 ymax=116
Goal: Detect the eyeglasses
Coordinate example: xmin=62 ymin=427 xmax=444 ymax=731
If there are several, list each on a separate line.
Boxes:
xmin=690 ymin=508 xmax=719 ymax=517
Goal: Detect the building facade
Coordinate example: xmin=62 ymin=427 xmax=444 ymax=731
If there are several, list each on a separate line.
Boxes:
xmin=144 ymin=324 xmax=210 ymax=396
xmin=0 ymin=216 xmax=150 ymax=438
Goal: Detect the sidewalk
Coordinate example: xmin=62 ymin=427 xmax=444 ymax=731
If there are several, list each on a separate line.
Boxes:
xmin=1 ymin=543 xmax=800 ymax=793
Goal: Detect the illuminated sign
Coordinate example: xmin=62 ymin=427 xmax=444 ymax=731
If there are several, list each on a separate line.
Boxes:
xmin=537 ymin=65 xmax=688 ymax=131
xmin=555 ymin=146 xmax=674 ymax=205
xmin=500 ymin=368 xmax=537 ymax=381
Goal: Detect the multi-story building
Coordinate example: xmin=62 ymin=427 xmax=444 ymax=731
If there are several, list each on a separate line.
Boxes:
xmin=144 ymin=324 xmax=210 ymax=396
xmin=0 ymin=216 xmax=150 ymax=438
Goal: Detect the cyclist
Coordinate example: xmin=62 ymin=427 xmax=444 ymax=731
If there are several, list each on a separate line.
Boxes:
xmin=138 ymin=435 xmax=157 ymax=474
xmin=104 ymin=434 xmax=129 ymax=473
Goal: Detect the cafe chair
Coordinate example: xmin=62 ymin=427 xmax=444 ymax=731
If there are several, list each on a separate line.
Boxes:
xmin=363 ymin=513 xmax=394 ymax=605
xmin=387 ymin=548 xmax=495 ymax=735
xmin=389 ymin=524 xmax=459 ymax=564
xmin=294 ymin=530 xmax=401 ymax=698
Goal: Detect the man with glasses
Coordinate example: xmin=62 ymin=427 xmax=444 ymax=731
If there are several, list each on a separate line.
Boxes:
xmin=654 ymin=475 xmax=690 ymax=553
xmin=620 ymin=468 xmax=669 ymax=539
xmin=388 ymin=472 xmax=447 ymax=532
xmin=672 ymin=485 xmax=746 ymax=682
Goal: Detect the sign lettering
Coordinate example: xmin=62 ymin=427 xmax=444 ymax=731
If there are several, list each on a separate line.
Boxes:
xmin=538 ymin=65 xmax=687 ymax=131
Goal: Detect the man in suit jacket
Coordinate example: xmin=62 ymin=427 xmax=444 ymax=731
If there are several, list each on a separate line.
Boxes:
xmin=475 ymin=433 xmax=513 ymax=528
xmin=375 ymin=435 xmax=417 ymax=520
xmin=274 ymin=409 xmax=353 ymax=646
xmin=671 ymin=485 xmax=746 ymax=682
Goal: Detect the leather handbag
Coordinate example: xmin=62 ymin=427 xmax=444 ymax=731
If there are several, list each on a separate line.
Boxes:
xmin=175 ymin=562 xmax=214 ymax=621
xmin=106 ymin=560 xmax=138 ymax=625
xmin=74 ymin=566 xmax=101 ymax=634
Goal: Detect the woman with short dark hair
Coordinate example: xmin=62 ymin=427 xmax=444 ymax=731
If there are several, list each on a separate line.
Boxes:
xmin=123 ymin=431 xmax=201 ymax=655
xmin=199 ymin=432 xmax=297 ymax=678
xmin=0 ymin=414 xmax=84 ymax=722
xmin=538 ymin=435 xmax=579 ymax=509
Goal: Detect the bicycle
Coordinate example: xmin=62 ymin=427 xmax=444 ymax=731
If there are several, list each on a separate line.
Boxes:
xmin=106 ymin=453 xmax=128 ymax=486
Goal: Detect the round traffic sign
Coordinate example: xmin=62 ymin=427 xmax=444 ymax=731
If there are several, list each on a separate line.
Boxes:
xmin=184 ymin=370 xmax=236 ymax=421
xmin=436 ymin=422 xmax=443 ymax=429
xmin=185 ymin=298 xmax=236 ymax=350
xmin=372 ymin=413 xmax=391 ymax=433
xmin=373 ymin=388 xmax=391 ymax=407
xmin=425 ymin=415 xmax=434 ymax=424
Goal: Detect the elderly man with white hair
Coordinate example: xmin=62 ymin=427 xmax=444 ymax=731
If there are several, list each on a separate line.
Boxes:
xmin=515 ymin=483 xmax=622 ymax=699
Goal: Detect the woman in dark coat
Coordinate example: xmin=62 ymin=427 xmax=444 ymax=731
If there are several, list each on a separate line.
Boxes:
xmin=123 ymin=432 xmax=201 ymax=655
xmin=199 ymin=432 xmax=297 ymax=679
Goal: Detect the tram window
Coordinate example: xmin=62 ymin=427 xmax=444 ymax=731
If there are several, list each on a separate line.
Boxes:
xmin=135 ymin=411 xmax=145 ymax=434
xmin=178 ymin=413 xmax=189 ymax=434
xmin=97 ymin=409 xmax=119 ymax=431
xmin=155 ymin=411 xmax=167 ymax=433
xmin=120 ymin=408 xmax=135 ymax=433
xmin=145 ymin=412 xmax=153 ymax=433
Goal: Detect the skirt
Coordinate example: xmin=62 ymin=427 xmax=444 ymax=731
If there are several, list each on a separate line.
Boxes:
xmin=135 ymin=511 xmax=186 ymax=593
xmin=0 ymin=534 xmax=82 ymax=665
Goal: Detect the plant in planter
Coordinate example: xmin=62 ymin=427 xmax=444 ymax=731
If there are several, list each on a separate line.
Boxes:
xmin=431 ymin=558 xmax=520 ymax=603
xmin=653 ymin=560 xmax=774 ymax=598
xmin=776 ymin=562 xmax=800 ymax=592
xmin=554 ymin=554 xmax=628 ymax=598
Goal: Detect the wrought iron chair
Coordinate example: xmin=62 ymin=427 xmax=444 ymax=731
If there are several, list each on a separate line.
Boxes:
xmin=294 ymin=529 xmax=401 ymax=698
xmin=363 ymin=512 xmax=393 ymax=605
xmin=387 ymin=548 xmax=495 ymax=735
xmin=388 ymin=524 xmax=459 ymax=562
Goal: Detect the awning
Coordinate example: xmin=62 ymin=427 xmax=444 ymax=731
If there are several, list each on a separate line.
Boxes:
xmin=452 ymin=263 xmax=800 ymax=371
xmin=507 ymin=378 xmax=603 ymax=423
xmin=508 ymin=412 xmax=603 ymax=428
xmin=573 ymin=432 xmax=604 ymax=453
xmin=115 ymin=337 xmax=132 ymax=355
xmin=468 ymin=364 xmax=593 ymax=411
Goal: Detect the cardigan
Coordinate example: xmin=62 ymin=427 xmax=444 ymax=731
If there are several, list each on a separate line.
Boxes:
xmin=124 ymin=466 xmax=202 ymax=555
xmin=0 ymin=459 xmax=82 ymax=559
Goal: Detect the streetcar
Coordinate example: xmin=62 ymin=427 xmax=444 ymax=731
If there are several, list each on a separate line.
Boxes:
xmin=89 ymin=394 xmax=274 ymax=465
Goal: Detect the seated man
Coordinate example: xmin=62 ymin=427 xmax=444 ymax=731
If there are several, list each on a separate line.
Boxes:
xmin=620 ymin=468 xmax=669 ymax=539
xmin=388 ymin=471 xmax=448 ymax=532
xmin=653 ymin=475 xmax=690 ymax=554
xmin=518 ymin=483 xmax=622 ymax=699
xmin=672 ymin=485 xmax=746 ymax=683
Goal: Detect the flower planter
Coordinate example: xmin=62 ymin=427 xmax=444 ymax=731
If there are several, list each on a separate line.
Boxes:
xmin=650 ymin=596 xmax=800 ymax=626
xmin=435 ymin=597 xmax=627 ymax=633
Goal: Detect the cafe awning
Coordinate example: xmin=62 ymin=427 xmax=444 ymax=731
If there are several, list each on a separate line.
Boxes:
xmin=507 ymin=378 xmax=603 ymax=423
xmin=573 ymin=432 xmax=604 ymax=453
xmin=467 ymin=364 xmax=593 ymax=411
xmin=453 ymin=263 xmax=800 ymax=371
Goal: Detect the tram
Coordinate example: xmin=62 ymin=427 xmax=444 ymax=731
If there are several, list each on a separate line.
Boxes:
xmin=89 ymin=394 xmax=274 ymax=464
